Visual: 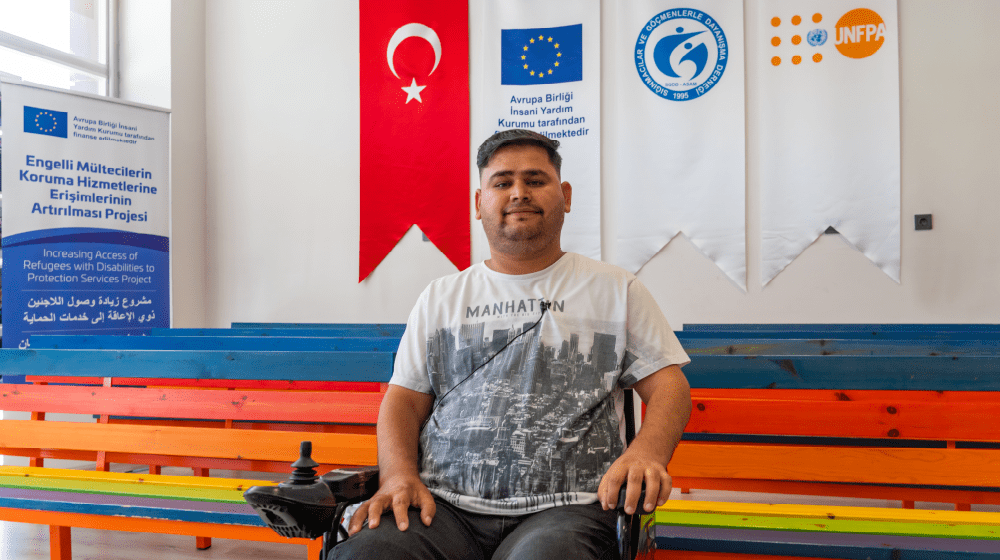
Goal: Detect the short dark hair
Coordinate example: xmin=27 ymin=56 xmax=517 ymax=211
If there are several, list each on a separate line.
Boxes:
xmin=476 ymin=129 xmax=562 ymax=177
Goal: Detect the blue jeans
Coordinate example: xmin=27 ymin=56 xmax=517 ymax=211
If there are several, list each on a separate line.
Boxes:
xmin=329 ymin=497 xmax=620 ymax=560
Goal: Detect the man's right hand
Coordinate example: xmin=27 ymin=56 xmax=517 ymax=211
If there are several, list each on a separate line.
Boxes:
xmin=347 ymin=474 xmax=436 ymax=535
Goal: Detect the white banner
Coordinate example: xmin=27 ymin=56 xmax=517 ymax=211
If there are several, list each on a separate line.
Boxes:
xmin=755 ymin=0 xmax=900 ymax=285
xmin=481 ymin=0 xmax=601 ymax=260
xmin=1 ymin=81 xmax=170 ymax=351
xmin=615 ymin=2 xmax=746 ymax=289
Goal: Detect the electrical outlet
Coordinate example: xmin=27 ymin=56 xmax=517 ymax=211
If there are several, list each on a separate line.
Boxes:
xmin=914 ymin=214 xmax=932 ymax=230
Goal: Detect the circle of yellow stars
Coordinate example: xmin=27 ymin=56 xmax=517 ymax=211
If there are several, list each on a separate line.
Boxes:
xmin=35 ymin=111 xmax=58 ymax=133
xmin=522 ymin=34 xmax=562 ymax=79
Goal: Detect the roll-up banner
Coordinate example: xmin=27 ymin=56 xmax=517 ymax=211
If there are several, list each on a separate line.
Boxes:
xmin=615 ymin=1 xmax=746 ymax=289
xmin=755 ymin=0 xmax=900 ymax=285
xmin=481 ymin=0 xmax=602 ymax=260
xmin=1 ymin=81 xmax=170 ymax=354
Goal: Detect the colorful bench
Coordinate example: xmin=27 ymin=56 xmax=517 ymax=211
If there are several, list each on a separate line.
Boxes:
xmin=6 ymin=323 xmax=999 ymax=559
xmin=644 ymin=324 xmax=1000 ymax=558
xmin=0 ymin=327 xmax=396 ymax=559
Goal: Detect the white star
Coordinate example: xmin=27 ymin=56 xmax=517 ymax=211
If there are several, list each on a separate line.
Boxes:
xmin=401 ymin=78 xmax=427 ymax=104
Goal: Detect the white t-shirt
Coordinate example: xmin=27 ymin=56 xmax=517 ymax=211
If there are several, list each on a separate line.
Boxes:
xmin=389 ymin=252 xmax=690 ymax=515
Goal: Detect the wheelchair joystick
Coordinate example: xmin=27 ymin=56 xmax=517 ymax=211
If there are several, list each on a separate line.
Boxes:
xmin=244 ymin=441 xmax=380 ymax=541
xmin=283 ymin=441 xmax=320 ymax=486
xmin=243 ymin=441 xmax=339 ymax=539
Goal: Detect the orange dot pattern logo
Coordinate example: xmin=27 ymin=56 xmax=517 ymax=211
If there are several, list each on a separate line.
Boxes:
xmin=768 ymin=12 xmax=824 ymax=67
xmin=834 ymin=8 xmax=886 ymax=59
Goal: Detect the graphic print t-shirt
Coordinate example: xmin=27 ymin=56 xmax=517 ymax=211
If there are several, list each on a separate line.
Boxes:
xmin=389 ymin=253 xmax=690 ymax=515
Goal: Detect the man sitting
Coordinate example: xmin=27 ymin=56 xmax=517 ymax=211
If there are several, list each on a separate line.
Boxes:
xmin=332 ymin=129 xmax=691 ymax=560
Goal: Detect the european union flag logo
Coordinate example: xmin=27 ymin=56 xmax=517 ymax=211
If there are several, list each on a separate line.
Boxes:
xmin=501 ymin=24 xmax=582 ymax=85
xmin=24 ymin=106 xmax=68 ymax=138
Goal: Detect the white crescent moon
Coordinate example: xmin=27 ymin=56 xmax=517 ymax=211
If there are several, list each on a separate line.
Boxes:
xmin=386 ymin=23 xmax=442 ymax=79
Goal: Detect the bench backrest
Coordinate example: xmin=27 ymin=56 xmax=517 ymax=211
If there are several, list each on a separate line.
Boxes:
xmin=0 ymin=381 xmax=381 ymax=472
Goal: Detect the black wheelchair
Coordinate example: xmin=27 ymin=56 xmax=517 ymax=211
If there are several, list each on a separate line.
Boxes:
xmin=244 ymin=389 xmax=655 ymax=560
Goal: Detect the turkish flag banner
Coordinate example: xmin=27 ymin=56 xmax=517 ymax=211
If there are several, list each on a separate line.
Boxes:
xmin=359 ymin=0 xmax=470 ymax=281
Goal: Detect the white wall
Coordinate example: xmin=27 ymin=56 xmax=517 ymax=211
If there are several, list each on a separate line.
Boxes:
xmin=197 ymin=0 xmax=1000 ymax=328
xmin=119 ymin=0 xmax=207 ymax=328
xmin=168 ymin=0 xmax=208 ymax=327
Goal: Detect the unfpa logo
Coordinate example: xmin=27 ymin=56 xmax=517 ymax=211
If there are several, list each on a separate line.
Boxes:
xmin=834 ymin=8 xmax=886 ymax=58
xmin=769 ymin=7 xmax=887 ymax=67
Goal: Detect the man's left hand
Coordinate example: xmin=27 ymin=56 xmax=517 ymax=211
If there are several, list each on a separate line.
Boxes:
xmin=597 ymin=447 xmax=671 ymax=514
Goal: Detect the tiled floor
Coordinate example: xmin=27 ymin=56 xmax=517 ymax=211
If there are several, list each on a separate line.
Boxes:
xmin=0 ymin=523 xmax=306 ymax=560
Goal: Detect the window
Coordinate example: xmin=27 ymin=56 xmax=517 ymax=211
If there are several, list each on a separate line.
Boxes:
xmin=0 ymin=0 xmax=116 ymax=96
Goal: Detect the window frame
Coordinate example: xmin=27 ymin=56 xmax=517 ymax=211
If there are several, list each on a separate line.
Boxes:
xmin=0 ymin=0 xmax=119 ymax=97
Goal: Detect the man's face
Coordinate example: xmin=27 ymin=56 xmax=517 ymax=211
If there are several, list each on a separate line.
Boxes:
xmin=476 ymin=144 xmax=572 ymax=255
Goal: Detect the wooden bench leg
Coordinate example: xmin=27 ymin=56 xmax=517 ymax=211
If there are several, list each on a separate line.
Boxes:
xmin=50 ymin=526 xmax=71 ymax=560
xmin=149 ymin=464 xmax=161 ymax=475
xmin=956 ymin=503 xmax=972 ymax=511
xmin=902 ymin=500 xmax=915 ymax=509
xmin=680 ymin=488 xmax=691 ymax=494
xmin=307 ymin=538 xmax=324 ymax=560
xmin=194 ymin=467 xmax=211 ymax=549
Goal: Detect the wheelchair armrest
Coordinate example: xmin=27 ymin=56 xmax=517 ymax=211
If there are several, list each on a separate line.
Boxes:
xmin=321 ymin=465 xmax=379 ymax=503
xmin=244 ymin=467 xmax=380 ymax=540
xmin=616 ymin=484 xmax=646 ymax=514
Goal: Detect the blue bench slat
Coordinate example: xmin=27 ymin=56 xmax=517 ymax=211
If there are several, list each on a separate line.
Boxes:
xmin=681 ymin=338 xmax=1000 ymax=356
xmin=683 ymin=324 xmax=1000 ymax=332
xmin=29 ymin=334 xmax=1000 ymax=355
xmin=0 ymin=494 xmax=264 ymax=526
xmin=655 ymin=526 xmax=1000 ymax=559
xmin=5 ymin=349 xmax=1000 ymax=390
xmin=0 ymin=349 xmax=394 ymax=382
xmin=677 ymin=330 xmax=1000 ymax=341
xmin=232 ymin=322 xmax=405 ymax=331
xmin=682 ymin=355 xmax=1000 ymax=391
xmin=151 ymin=328 xmax=403 ymax=338
xmin=30 ymin=335 xmax=401 ymax=352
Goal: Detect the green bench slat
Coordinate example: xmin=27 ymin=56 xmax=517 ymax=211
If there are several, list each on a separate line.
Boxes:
xmin=0 ymin=474 xmax=247 ymax=504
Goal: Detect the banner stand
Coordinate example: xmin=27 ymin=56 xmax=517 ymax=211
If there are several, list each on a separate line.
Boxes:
xmin=1 ymin=79 xmax=171 ymax=365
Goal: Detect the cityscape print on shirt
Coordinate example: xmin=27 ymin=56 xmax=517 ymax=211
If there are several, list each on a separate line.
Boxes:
xmin=419 ymin=316 xmax=628 ymax=511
